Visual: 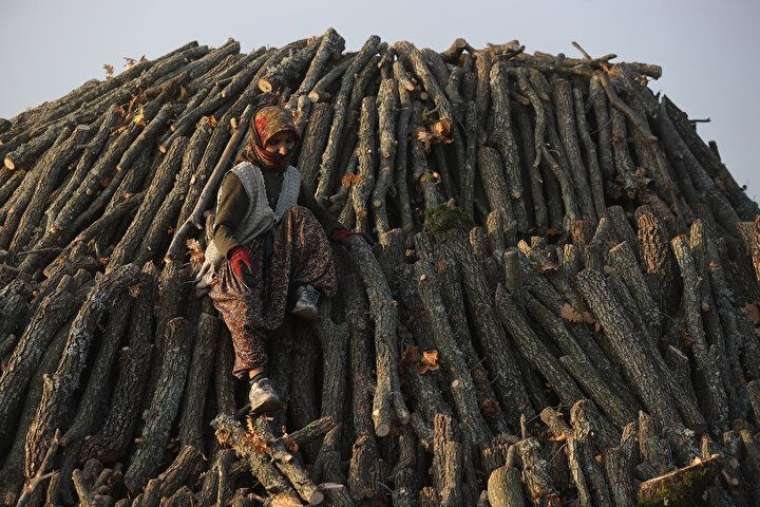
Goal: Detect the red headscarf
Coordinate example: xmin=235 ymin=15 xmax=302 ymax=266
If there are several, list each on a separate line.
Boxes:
xmin=240 ymin=104 xmax=299 ymax=171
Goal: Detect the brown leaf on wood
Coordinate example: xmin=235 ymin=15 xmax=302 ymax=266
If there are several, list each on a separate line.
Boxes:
xmin=132 ymin=107 xmax=146 ymax=127
xmin=417 ymin=350 xmax=440 ymax=374
xmin=560 ymin=303 xmax=596 ymax=325
xmin=434 ymin=258 xmax=447 ymax=273
xmin=186 ymin=238 xmax=205 ymax=270
xmin=214 ymin=428 xmax=230 ymax=446
xmin=341 ymin=173 xmax=363 ymax=187
xmin=205 ymin=116 xmax=218 ymax=129
xmin=415 ymin=128 xmax=434 ymax=152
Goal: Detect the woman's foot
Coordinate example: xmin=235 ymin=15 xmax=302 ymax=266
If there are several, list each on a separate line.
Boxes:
xmin=290 ymin=284 xmax=320 ymax=321
xmin=248 ymin=376 xmax=282 ymax=414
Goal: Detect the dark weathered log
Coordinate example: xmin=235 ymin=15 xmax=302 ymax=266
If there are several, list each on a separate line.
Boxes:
xmin=287 ymin=28 xmax=345 ymax=108
xmin=572 ymin=81 xmax=606 ymax=219
xmin=671 ymin=234 xmax=730 ymax=434
xmin=488 ymin=61 xmax=529 ymax=232
xmin=10 ymin=124 xmax=93 ymax=253
xmin=494 ymin=284 xmax=584 ymax=408
xmin=307 ymin=54 xmax=354 ymax=104
xmin=60 ymin=289 xmax=133 ymax=447
xmin=604 ymin=423 xmax=638 ymax=507
xmin=351 ymin=97 xmax=378 ymax=235
xmin=575 ymin=269 xmax=691 ymax=435
xmin=315 ymin=36 xmax=381 ymax=201
xmin=166 ymin=104 xmax=253 ymax=260
xmin=345 ymin=234 xmax=409 ymax=436
xmin=124 ymin=317 xmax=192 ymax=493
xmin=24 ymin=264 xmax=143 ymax=479
xmin=477 ymin=145 xmax=516 ymax=238
xmin=258 ymin=36 xmax=320 ymax=93
xmin=137 ymin=120 xmax=211 ymax=265
xmin=3 ymin=125 xmax=61 ymax=171
xmin=487 ymin=465 xmax=526 ymax=507
xmin=551 ymin=76 xmax=598 ymax=226
xmin=434 ymin=230 xmax=533 ymax=428
xmin=431 ymin=414 xmax=463 ymax=507
xmin=415 ymin=259 xmax=492 ymax=449
xmin=297 ymin=102 xmax=333 ymax=193
xmin=313 ymin=425 xmax=355 ymax=506
xmin=372 ymin=75 xmax=399 ymax=236
xmin=0 ymin=278 xmax=75 ymax=446
xmin=0 ymin=318 xmax=69 ymax=506
xmin=178 ymin=311 xmax=218 ymax=450
xmin=393 ymin=40 xmax=456 ymax=140
xmin=111 ymin=137 xmax=183 ymax=263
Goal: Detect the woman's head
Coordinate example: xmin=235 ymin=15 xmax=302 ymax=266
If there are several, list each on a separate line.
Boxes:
xmin=240 ymin=103 xmax=299 ymax=170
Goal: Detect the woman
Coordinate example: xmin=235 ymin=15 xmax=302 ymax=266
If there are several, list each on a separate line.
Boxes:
xmin=195 ymin=99 xmax=359 ymax=414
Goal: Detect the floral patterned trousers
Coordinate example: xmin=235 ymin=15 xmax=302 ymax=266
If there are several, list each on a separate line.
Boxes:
xmin=208 ymin=205 xmax=337 ymax=378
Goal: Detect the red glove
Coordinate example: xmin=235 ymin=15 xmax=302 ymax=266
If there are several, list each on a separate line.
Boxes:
xmin=330 ymin=227 xmax=363 ymax=244
xmin=228 ymin=245 xmax=255 ymax=287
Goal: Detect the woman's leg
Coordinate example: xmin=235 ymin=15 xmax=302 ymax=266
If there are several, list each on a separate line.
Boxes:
xmin=277 ymin=205 xmax=338 ymax=297
xmin=208 ymin=293 xmax=269 ymax=379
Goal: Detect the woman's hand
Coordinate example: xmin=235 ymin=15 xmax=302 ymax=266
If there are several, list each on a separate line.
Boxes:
xmin=228 ymin=245 xmax=256 ymax=287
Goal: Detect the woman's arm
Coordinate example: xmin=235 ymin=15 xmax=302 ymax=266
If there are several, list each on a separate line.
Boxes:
xmin=297 ymin=179 xmax=344 ymax=237
xmin=213 ymin=172 xmax=249 ymax=257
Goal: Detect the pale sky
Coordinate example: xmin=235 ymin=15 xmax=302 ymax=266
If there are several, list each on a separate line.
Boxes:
xmin=1 ymin=0 xmax=757 ymax=199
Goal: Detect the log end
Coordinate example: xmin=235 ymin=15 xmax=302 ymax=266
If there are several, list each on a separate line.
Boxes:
xmin=258 ymin=78 xmax=274 ymax=94
xmin=375 ymin=422 xmax=391 ymax=438
xmin=3 ymin=156 xmax=15 ymax=170
xmin=307 ymin=491 xmax=325 ymax=505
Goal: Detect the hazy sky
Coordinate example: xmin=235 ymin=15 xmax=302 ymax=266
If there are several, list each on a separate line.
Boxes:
xmin=2 ymin=0 xmax=757 ymax=198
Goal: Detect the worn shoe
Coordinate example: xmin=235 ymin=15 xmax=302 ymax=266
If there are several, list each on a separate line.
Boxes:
xmin=248 ymin=377 xmax=282 ymax=414
xmin=290 ymin=284 xmax=320 ymax=321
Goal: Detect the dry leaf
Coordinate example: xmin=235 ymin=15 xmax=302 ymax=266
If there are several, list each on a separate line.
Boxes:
xmin=560 ymin=303 xmax=595 ymax=325
xmin=435 ymin=258 xmax=447 ymax=273
xmin=341 ymin=173 xmax=362 ymax=187
xmin=417 ymin=350 xmax=439 ymax=374
xmin=132 ymin=107 xmax=146 ymax=127
xmin=415 ymin=128 xmax=434 ymax=152
xmin=186 ymin=238 xmax=205 ymax=269
xmin=214 ymin=428 xmax=230 ymax=445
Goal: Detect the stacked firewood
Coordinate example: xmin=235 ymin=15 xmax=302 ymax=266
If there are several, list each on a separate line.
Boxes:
xmin=1 ymin=28 xmax=759 ymax=506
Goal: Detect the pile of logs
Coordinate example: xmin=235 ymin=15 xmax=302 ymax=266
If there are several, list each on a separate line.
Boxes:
xmin=1 ymin=28 xmax=760 ymax=506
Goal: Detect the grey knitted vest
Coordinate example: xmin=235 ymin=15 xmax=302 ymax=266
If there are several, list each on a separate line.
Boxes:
xmin=203 ymin=161 xmax=301 ymax=270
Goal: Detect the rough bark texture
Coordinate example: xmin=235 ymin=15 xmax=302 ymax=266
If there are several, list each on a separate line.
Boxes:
xmin=1 ymin=32 xmax=759 ymax=507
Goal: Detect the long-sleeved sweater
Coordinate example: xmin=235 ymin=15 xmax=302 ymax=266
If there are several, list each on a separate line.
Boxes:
xmin=213 ymin=164 xmax=343 ymax=258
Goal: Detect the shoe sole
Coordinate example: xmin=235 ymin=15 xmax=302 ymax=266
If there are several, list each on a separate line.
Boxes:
xmin=250 ymin=396 xmax=283 ymax=415
xmin=291 ymin=306 xmax=319 ymax=321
